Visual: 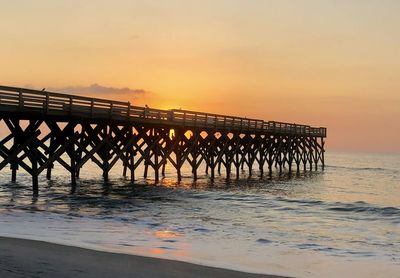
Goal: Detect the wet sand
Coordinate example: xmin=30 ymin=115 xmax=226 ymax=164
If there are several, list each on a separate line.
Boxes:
xmin=0 ymin=237 xmax=288 ymax=278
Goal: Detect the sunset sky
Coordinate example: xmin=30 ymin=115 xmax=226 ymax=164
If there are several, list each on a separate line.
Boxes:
xmin=1 ymin=1 xmax=399 ymax=152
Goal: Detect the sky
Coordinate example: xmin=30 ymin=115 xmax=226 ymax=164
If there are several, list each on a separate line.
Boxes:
xmin=1 ymin=0 xmax=399 ymax=152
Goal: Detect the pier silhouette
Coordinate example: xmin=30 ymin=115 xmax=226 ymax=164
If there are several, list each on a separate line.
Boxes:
xmin=0 ymin=85 xmax=326 ymax=193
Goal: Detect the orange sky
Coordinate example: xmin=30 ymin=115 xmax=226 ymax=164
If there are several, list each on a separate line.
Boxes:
xmin=1 ymin=1 xmax=399 ymax=152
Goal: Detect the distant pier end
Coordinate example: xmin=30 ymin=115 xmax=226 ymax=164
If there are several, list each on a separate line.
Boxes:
xmin=0 ymin=85 xmax=326 ymax=193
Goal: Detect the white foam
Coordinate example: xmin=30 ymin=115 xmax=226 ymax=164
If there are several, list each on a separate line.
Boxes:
xmin=0 ymin=210 xmax=398 ymax=278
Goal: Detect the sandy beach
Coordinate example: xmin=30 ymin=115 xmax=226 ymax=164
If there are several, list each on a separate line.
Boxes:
xmin=0 ymin=237 xmax=287 ymax=278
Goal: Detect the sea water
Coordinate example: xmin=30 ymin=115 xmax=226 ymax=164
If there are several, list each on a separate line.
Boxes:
xmin=0 ymin=152 xmax=399 ymax=277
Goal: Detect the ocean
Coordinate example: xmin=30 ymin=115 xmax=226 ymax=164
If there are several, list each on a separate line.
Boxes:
xmin=0 ymin=151 xmax=399 ymax=278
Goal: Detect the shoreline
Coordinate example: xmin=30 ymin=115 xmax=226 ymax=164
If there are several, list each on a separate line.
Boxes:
xmin=0 ymin=236 xmax=289 ymax=278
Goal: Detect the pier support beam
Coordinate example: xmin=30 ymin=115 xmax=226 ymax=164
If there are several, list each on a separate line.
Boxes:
xmin=0 ymin=117 xmax=326 ymax=192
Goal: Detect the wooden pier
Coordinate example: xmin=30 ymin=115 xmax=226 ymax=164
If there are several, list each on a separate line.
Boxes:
xmin=0 ymin=85 xmax=326 ymax=193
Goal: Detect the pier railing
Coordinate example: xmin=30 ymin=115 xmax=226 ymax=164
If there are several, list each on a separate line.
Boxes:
xmin=0 ymin=85 xmax=326 ymax=137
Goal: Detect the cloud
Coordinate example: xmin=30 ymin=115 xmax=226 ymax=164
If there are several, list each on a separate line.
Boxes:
xmin=48 ymin=83 xmax=147 ymax=96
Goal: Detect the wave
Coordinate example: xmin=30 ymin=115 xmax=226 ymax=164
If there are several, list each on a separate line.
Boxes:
xmin=325 ymin=165 xmax=390 ymax=172
xmin=293 ymin=243 xmax=377 ymax=257
xmin=327 ymin=203 xmax=400 ymax=216
xmin=276 ymin=197 xmax=400 ymax=218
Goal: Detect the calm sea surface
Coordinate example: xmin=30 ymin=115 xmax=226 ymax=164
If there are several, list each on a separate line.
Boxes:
xmin=0 ymin=152 xmax=399 ymax=277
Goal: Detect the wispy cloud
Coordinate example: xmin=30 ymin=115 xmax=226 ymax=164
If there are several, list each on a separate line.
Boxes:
xmin=47 ymin=83 xmax=147 ymax=96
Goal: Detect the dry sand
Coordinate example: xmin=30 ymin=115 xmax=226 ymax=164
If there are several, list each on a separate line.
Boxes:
xmin=0 ymin=237 xmax=288 ymax=278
